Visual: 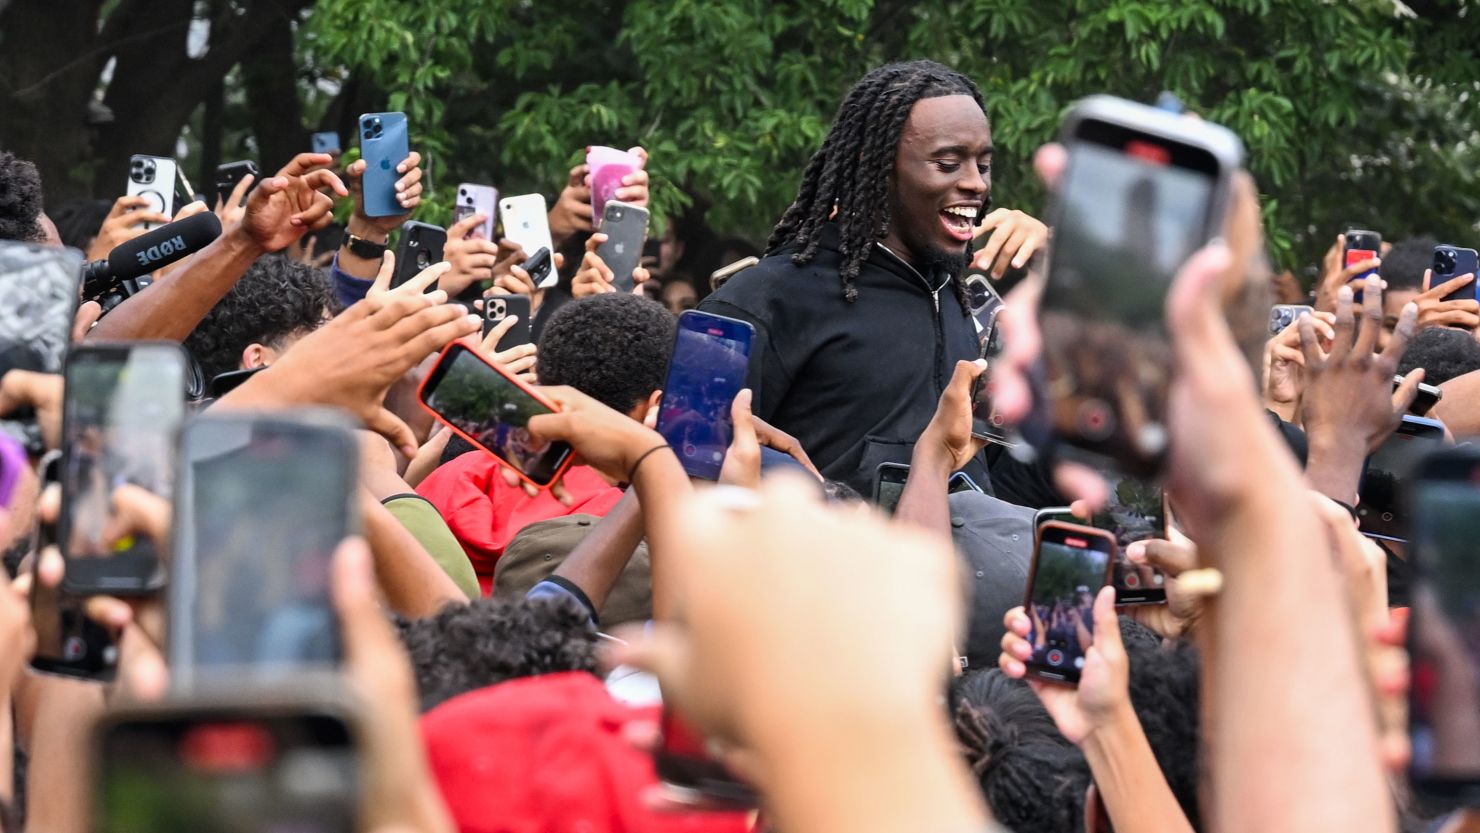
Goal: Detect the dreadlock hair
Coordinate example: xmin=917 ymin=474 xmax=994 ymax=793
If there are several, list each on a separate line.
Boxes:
xmin=767 ymin=60 xmax=986 ymax=305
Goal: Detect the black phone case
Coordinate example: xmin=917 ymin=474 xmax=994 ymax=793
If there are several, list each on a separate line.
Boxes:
xmin=392 ymin=222 xmax=447 ymax=290
xmin=483 ymin=296 xmax=532 ymax=353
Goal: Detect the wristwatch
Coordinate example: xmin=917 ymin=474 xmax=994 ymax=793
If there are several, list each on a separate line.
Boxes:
xmin=344 ymin=232 xmax=388 ymax=259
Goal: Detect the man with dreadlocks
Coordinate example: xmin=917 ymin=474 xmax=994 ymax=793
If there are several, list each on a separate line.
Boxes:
xmin=700 ymin=60 xmax=1047 ymax=495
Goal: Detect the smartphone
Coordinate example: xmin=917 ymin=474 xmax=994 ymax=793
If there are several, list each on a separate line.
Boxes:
xmin=30 ymin=450 xmax=118 ymax=682
xmin=1269 ymin=303 xmax=1314 ymax=336
xmin=586 ymin=146 xmax=640 ymax=225
xmin=1407 ymin=446 xmax=1480 ymax=803
xmin=654 ymin=704 xmax=757 ymax=809
xmin=964 ymin=273 xmax=1005 ymax=335
xmin=1399 ymin=374 xmax=1444 ymax=416
xmin=357 ymin=112 xmax=409 ymax=218
xmin=519 ymin=247 xmax=553 ymax=288
xmin=949 ymin=471 xmax=984 ymax=494
xmin=0 ymin=242 xmax=82 ymax=453
xmin=93 ymin=694 xmax=360 ymax=833
xmin=311 ymin=130 xmax=341 ymax=155
xmin=970 ymin=321 xmax=1013 ymax=447
xmin=655 ymin=311 xmax=756 ymax=480
xmin=597 ymin=200 xmax=649 ymax=292
xmin=168 ymin=413 xmax=359 ymax=688
xmin=213 ymin=161 xmax=258 ymax=207
xmin=482 ymin=295 xmax=532 ymax=353
xmin=391 ymin=221 xmax=446 ymax=290
xmin=1023 ymin=521 xmax=1116 ymax=684
xmin=709 ymin=256 xmax=758 ymax=292
xmin=59 ymin=344 xmax=186 ymax=595
xmin=1037 ymin=95 xmax=1243 ymax=477
xmin=453 ymin=183 xmax=498 ymax=240
xmin=418 ymin=342 xmax=575 ymax=489
xmin=1344 ymin=229 xmax=1382 ymax=287
xmin=873 ymin=462 xmax=909 ymax=514
xmin=1431 ymin=244 xmax=1479 ymax=304
xmin=127 ymin=155 xmax=179 ymax=229
xmin=1095 ymin=472 xmax=1167 ymax=604
xmin=1357 ymin=414 xmax=1446 ymax=543
xmin=498 ymin=194 xmax=556 ymax=288
xmin=1034 ymin=506 xmax=1078 ymax=531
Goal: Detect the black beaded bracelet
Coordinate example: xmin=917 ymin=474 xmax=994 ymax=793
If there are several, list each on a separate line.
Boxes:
xmin=626 ymin=444 xmax=672 ymax=484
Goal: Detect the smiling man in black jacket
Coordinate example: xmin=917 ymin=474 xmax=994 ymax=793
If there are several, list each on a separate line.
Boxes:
xmin=700 ymin=60 xmax=1047 ymax=496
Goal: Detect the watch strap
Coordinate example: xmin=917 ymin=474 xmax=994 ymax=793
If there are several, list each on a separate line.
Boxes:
xmin=344 ymin=232 xmax=388 ymax=259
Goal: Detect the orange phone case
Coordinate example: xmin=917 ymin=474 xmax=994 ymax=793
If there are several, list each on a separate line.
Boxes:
xmin=416 ymin=342 xmax=574 ymax=489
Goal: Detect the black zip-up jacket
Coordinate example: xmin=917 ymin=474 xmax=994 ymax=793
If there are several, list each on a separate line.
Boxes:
xmin=699 ymin=224 xmax=990 ymax=496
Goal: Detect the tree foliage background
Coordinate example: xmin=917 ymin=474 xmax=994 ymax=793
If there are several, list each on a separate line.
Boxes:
xmin=2 ymin=0 xmax=1477 ymax=275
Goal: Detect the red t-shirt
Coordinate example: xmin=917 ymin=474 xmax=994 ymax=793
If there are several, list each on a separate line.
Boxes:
xmin=417 ymin=451 xmax=623 ymax=595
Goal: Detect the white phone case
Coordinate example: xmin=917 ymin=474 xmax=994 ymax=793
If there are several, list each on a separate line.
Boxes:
xmin=125 ymin=155 xmax=178 ymax=231
xmin=498 ymin=193 xmax=556 ymax=288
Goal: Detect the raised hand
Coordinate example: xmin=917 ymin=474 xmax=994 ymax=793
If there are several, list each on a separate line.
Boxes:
xmin=240 ymin=153 xmax=348 ymax=253
xmin=86 ymin=195 xmax=170 ymax=260
xmin=971 ymin=208 xmax=1048 ymax=280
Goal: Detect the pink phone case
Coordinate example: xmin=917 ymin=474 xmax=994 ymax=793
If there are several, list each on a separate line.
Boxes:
xmin=587 ymin=146 xmax=639 ymax=227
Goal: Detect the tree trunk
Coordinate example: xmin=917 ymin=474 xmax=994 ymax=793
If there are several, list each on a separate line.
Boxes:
xmin=0 ymin=0 xmax=109 ymax=204
xmin=241 ymin=12 xmax=308 ymax=174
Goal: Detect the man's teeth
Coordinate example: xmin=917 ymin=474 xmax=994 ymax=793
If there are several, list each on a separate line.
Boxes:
xmin=943 ymin=207 xmax=977 ymax=220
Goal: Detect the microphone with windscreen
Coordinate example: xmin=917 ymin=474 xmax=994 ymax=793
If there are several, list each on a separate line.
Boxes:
xmin=82 ymin=211 xmax=221 ymax=312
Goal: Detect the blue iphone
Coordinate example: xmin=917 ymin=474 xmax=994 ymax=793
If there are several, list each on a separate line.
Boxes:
xmin=655 ymin=311 xmax=755 ymax=480
xmin=357 ymin=112 xmax=408 ymax=218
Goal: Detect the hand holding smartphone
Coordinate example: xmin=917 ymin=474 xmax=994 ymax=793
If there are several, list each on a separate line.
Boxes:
xmin=357 ymin=112 xmax=409 ymax=218
xmin=482 ymin=295 xmax=532 ymax=353
xmin=391 ymin=221 xmax=447 ymax=290
xmin=59 ymin=343 xmax=187 ymax=595
xmin=1036 ymin=95 xmax=1243 ymax=477
xmin=499 ymin=194 xmax=556 ymax=288
xmin=126 ymin=155 xmax=180 ymax=230
xmin=1023 ymin=521 xmax=1116 ymax=684
xmin=454 ymin=183 xmax=498 ymax=240
xmin=586 ymin=146 xmax=640 ymax=225
xmin=596 ymin=200 xmax=649 ymax=291
xmin=1431 ymin=244 xmax=1479 ymax=304
xmin=654 ymin=311 xmax=755 ymax=480
xmin=418 ymin=343 xmax=574 ymax=488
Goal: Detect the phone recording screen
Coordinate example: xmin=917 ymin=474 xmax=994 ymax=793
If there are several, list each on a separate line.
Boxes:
xmin=1027 ymin=529 xmax=1112 ymax=682
xmin=1358 ymin=422 xmax=1444 ymax=542
xmin=656 ymin=312 xmax=754 ymax=480
xmin=1041 ymin=128 xmax=1219 ymax=473
xmin=1409 ymin=482 xmax=1480 ymax=785
xmin=171 ymin=418 xmax=354 ymax=679
xmin=60 ymin=347 xmax=183 ymax=579
xmin=98 ymin=714 xmax=357 ymax=833
xmin=1094 ymin=473 xmax=1166 ymax=602
xmin=422 ymin=345 xmax=571 ymax=485
xmin=0 ymin=244 xmax=81 ymax=449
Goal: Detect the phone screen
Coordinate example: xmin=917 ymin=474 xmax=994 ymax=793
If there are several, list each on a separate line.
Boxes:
xmin=170 ymin=417 xmax=355 ymax=683
xmin=1409 ymin=475 xmax=1480 ymax=794
xmin=97 ymin=712 xmax=357 ymax=833
xmin=59 ymin=345 xmax=184 ymax=593
xmin=1095 ymin=472 xmax=1166 ymax=604
xmin=0 ymin=243 xmax=81 ymax=450
xmin=1025 ymin=525 xmax=1113 ymax=683
xmin=873 ymin=464 xmax=909 ymax=514
xmin=1041 ymin=119 xmax=1224 ymax=475
xmin=656 ymin=311 xmax=755 ymax=480
xmin=1358 ymin=418 xmax=1445 ymax=542
xmin=420 ymin=344 xmax=572 ymax=486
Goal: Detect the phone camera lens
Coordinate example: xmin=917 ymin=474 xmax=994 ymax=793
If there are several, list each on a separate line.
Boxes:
xmin=492 ymin=300 xmax=505 ymax=317
xmin=1436 ymin=250 xmax=1457 ymax=274
xmin=416 ymin=251 xmax=431 ymax=268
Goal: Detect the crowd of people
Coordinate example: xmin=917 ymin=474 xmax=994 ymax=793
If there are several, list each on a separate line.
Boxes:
xmin=0 ymin=55 xmax=1477 ymax=833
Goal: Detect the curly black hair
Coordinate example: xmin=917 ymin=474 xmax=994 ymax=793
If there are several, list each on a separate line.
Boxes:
xmin=0 ymin=151 xmax=45 ymax=243
xmin=1398 ymin=325 xmax=1480 ymax=386
xmin=397 ymin=595 xmax=599 ymax=712
xmin=950 ymin=669 xmax=1089 ymax=832
xmin=767 ymin=60 xmax=985 ymax=306
xmin=1120 ymin=618 xmax=1202 ymax=829
xmin=183 ymin=254 xmax=339 ymax=383
xmin=537 ymin=292 xmax=675 ymax=413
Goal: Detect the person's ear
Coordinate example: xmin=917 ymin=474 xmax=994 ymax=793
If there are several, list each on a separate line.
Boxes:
xmin=241 ymin=343 xmax=276 ymax=370
xmin=630 ymin=389 xmax=664 ymax=428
